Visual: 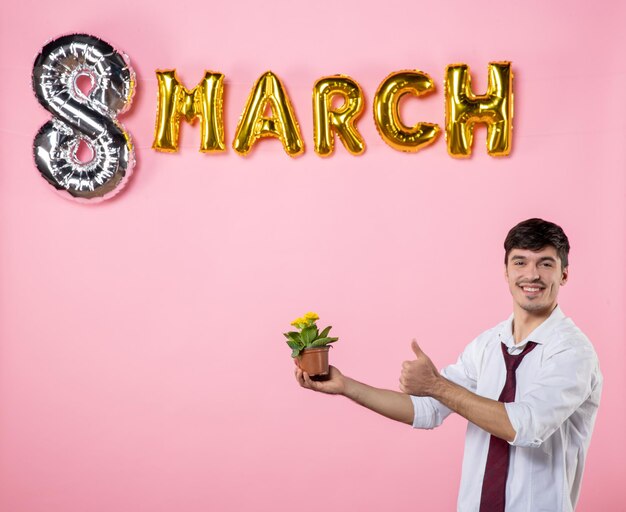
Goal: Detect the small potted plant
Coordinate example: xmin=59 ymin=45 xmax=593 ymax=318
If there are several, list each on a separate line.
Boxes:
xmin=284 ymin=312 xmax=338 ymax=378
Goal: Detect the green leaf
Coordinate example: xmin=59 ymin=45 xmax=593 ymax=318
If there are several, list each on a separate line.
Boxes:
xmin=286 ymin=339 xmax=301 ymax=350
xmin=285 ymin=331 xmax=301 ymax=343
xmin=301 ymin=325 xmax=317 ymax=345
xmin=318 ymin=325 xmax=332 ymax=338
xmin=310 ymin=336 xmax=338 ymax=347
xmin=291 ymin=348 xmax=302 ymax=358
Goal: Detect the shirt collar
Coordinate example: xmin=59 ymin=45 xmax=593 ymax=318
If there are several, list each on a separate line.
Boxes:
xmin=498 ymin=305 xmax=565 ymax=350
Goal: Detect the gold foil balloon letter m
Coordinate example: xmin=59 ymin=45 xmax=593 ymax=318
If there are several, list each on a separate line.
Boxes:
xmin=152 ymin=70 xmax=225 ymax=152
xmin=445 ymin=62 xmax=513 ymax=158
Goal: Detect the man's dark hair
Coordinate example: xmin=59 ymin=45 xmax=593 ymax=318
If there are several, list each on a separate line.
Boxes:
xmin=504 ymin=218 xmax=570 ymax=268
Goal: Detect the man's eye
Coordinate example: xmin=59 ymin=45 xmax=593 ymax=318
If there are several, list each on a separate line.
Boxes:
xmin=514 ymin=261 xmax=524 ymax=266
xmin=541 ymin=262 xmax=553 ymax=268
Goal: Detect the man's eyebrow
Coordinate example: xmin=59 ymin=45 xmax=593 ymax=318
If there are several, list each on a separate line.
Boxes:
xmin=510 ymin=254 xmax=558 ymax=262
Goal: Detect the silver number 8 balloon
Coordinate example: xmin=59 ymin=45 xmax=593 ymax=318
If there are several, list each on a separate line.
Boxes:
xmin=32 ymin=34 xmax=136 ymax=202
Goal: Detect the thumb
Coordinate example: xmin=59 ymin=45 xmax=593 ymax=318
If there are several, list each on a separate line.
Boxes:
xmin=411 ymin=339 xmax=423 ymax=357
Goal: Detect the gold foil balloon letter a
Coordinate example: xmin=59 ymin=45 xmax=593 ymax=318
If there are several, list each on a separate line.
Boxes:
xmin=445 ymin=62 xmax=513 ymax=158
xmin=313 ymin=75 xmax=365 ymax=156
xmin=233 ymin=71 xmax=304 ymax=157
xmin=374 ymin=71 xmax=440 ymax=152
xmin=152 ymin=70 xmax=225 ymax=152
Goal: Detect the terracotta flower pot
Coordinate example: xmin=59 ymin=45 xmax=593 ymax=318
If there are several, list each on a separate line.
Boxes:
xmin=298 ymin=346 xmax=330 ymax=378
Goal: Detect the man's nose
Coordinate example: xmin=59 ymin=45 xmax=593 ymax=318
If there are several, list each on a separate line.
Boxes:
xmin=524 ymin=262 xmax=540 ymax=281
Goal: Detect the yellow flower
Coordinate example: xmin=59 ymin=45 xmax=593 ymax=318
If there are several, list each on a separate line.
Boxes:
xmin=303 ymin=312 xmax=319 ymax=322
xmin=290 ymin=317 xmax=305 ymax=327
xmin=290 ymin=312 xmax=319 ymax=329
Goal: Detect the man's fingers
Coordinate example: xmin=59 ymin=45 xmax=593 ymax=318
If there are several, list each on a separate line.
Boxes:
xmin=411 ymin=339 xmax=423 ymax=357
xmin=295 ymin=367 xmax=308 ymax=387
xmin=302 ymin=371 xmax=316 ymax=389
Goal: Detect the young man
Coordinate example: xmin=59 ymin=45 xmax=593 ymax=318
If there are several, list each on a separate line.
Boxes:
xmin=295 ymin=218 xmax=602 ymax=512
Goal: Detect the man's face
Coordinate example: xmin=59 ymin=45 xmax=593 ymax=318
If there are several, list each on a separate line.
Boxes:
xmin=505 ymin=246 xmax=568 ymax=315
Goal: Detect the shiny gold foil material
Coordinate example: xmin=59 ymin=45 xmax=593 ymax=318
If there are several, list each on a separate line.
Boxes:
xmin=313 ymin=75 xmax=365 ymax=156
xmin=152 ymin=70 xmax=225 ymax=152
xmin=233 ymin=71 xmax=304 ymax=157
xmin=445 ymin=62 xmax=513 ymax=158
xmin=373 ymin=71 xmax=440 ymax=152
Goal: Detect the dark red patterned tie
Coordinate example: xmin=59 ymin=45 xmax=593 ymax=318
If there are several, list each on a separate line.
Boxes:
xmin=479 ymin=341 xmax=537 ymax=512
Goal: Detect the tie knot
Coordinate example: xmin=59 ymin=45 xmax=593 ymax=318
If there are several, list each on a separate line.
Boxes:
xmin=501 ymin=341 xmax=537 ymax=371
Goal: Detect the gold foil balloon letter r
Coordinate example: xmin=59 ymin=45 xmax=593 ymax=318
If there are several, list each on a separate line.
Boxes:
xmin=313 ymin=75 xmax=366 ymax=156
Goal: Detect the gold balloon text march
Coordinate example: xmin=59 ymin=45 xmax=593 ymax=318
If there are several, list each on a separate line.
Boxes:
xmin=153 ymin=65 xmax=513 ymax=159
xmin=32 ymin=34 xmax=513 ymax=203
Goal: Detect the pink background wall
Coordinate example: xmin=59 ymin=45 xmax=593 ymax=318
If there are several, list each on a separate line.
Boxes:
xmin=1 ymin=1 xmax=624 ymax=510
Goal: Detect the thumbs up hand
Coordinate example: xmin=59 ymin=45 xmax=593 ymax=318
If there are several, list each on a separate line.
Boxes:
xmin=399 ymin=339 xmax=441 ymax=396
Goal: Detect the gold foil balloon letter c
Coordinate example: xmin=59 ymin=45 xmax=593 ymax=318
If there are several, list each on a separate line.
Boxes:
xmin=445 ymin=62 xmax=513 ymax=158
xmin=233 ymin=71 xmax=304 ymax=157
xmin=313 ymin=75 xmax=365 ymax=156
xmin=152 ymin=70 xmax=225 ymax=153
xmin=373 ymin=71 xmax=440 ymax=152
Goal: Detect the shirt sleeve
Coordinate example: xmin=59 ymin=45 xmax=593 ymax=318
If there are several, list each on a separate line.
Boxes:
xmin=411 ymin=337 xmax=481 ymax=429
xmin=505 ymin=338 xmax=600 ymax=448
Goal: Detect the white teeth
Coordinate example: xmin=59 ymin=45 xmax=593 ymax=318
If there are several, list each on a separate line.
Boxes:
xmin=523 ymin=286 xmax=540 ymax=292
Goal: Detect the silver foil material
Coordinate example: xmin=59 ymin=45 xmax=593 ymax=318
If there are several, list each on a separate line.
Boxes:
xmin=32 ymin=34 xmax=135 ymax=201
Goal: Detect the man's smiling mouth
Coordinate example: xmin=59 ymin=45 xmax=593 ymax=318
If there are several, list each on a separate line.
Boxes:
xmin=516 ymin=281 xmax=547 ymax=296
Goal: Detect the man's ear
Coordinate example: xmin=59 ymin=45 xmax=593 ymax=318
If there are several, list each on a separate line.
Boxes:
xmin=504 ymin=264 xmax=509 ymax=282
xmin=561 ymin=265 xmax=569 ymax=285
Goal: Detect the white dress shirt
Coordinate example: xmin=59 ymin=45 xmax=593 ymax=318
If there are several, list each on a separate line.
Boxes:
xmin=410 ymin=306 xmax=602 ymax=511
